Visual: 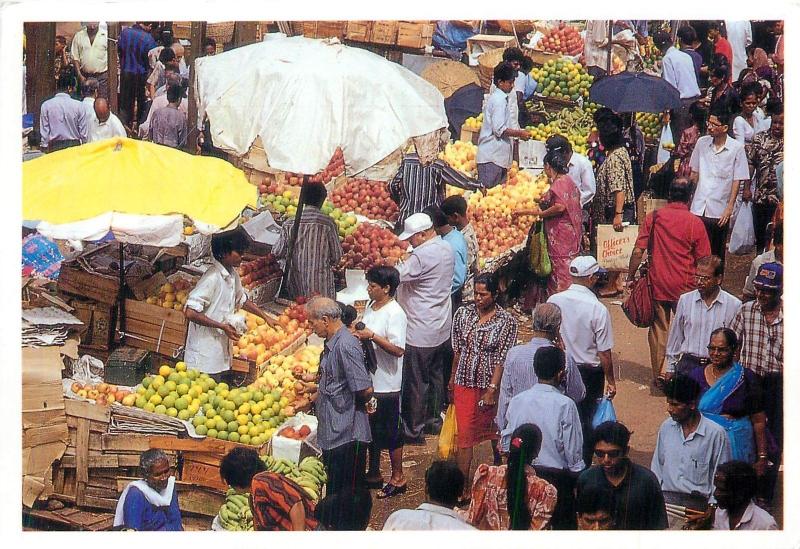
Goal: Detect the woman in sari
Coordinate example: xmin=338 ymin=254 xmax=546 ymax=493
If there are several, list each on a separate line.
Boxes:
xmin=687 ymin=328 xmax=770 ymax=471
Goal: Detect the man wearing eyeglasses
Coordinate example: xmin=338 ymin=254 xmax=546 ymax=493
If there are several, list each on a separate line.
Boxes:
xmin=577 ymin=421 xmax=668 ymax=530
xmin=664 ymin=255 xmax=741 ymax=378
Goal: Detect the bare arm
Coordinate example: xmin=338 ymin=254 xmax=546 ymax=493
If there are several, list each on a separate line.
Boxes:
xmin=718 ymin=178 xmax=740 ymax=227
xmin=627 ymin=247 xmax=645 ymax=284
xmin=752 ymin=411 xmax=770 ymax=476
xmin=354 ymin=329 xmax=404 ymax=357
xmin=184 ymin=308 xmax=238 ymax=341
xmin=613 ymin=190 xmax=625 ymax=231
xmin=241 ymin=300 xmax=278 ymax=328
xmin=598 ymin=349 xmax=617 ymax=398
xmin=289 ymin=501 xmax=307 ymax=531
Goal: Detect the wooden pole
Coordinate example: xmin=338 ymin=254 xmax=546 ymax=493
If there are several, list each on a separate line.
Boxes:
xmin=24 ymin=22 xmax=56 ymax=130
xmin=107 ymin=23 xmax=120 ymax=116
xmin=187 ymin=21 xmax=206 ymax=154
xmin=279 ymin=176 xmax=309 ymax=299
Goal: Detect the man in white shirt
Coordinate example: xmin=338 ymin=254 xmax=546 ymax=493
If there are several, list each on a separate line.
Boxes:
xmin=654 ymin=31 xmax=701 ymax=141
xmin=80 ymin=77 xmax=98 ymax=121
xmin=547 ymin=256 xmax=616 ymax=466
xmin=383 ymin=461 xmax=475 ymax=530
xmin=546 ymin=135 xmax=595 ymax=207
xmin=71 ymin=22 xmax=109 ymax=97
xmin=688 ymin=109 xmax=751 ymax=260
xmin=477 ymin=62 xmax=531 ymax=189
xmin=395 ymin=213 xmax=455 ymax=442
xmin=665 ymin=255 xmax=741 ymax=376
xmin=651 ymin=376 xmax=731 ymax=529
xmin=725 ymin=20 xmax=753 ymax=81
xmin=584 ymin=20 xmax=611 ymax=78
xmin=712 ymin=461 xmax=778 ymax=530
xmin=89 ymin=98 xmax=127 ymax=142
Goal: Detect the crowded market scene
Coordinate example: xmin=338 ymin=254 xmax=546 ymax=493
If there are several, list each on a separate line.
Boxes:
xmin=17 ymin=16 xmax=786 ymax=535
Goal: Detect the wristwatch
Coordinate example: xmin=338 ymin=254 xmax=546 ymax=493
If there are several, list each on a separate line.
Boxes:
xmin=488 ymin=383 xmax=498 ymax=390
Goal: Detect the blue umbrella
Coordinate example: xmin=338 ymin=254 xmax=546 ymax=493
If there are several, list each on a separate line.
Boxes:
xmin=589 ymin=71 xmax=681 ymax=113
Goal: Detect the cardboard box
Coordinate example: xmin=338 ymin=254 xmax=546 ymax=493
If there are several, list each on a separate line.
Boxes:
xmin=345 ymin=20 xmax=372 ymax=42
xmin=70 ymin=300 xmax=116 ymax=351
xmin=396 ymin=21 xmax=435 ymax=49
xmin=302 ymin=21 xmax=347 ymax=40
xmin=371 ymin=21 xmax=399 ymax=44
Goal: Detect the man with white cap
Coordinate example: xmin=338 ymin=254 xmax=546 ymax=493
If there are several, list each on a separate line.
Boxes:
xmin=547 ymin=256 xmax=617 ymax=467
xmin=394 ymin=213 xmax=455 ymax=443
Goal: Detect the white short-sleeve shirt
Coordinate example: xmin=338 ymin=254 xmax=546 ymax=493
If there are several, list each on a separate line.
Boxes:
xmin=547 ymin=284 xmax=614 ymax=367
xmin=688 ymin=135 xmax=751 ymax=219
xmin=361 ymin=300 xmax=407 ymax=393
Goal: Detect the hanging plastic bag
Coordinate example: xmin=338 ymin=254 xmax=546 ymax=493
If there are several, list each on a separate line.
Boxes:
xmin=591 ymin=397 xmax=618 ymax=429
xmin=728 ymin=202 xmax=756 ymax=255
xmin=438 ymin=404 xmax=458 ymax=460
xmin=656 ymin=124 xmax=673 ymax=164
xmin=528 ymin=221 xmax=552 ymax=278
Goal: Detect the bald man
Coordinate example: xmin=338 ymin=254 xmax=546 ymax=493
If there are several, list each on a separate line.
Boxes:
xmin=89 ymin=97 xmax=127 ymax=142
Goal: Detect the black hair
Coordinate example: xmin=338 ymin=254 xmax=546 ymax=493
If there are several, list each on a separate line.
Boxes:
xmin=576 ymin=484 xmax=614 ymax=516
xmin=219 ymin=447 xmax=266 ymax=489
xmin=773 ymin=223 xmax=783 ymax=245
xmin=204 ymin=37 xmax=217 ymax=49
xmin=676 ymin=25 xmax=697 ymax=45
xmin=166 ymin=83 xmax=182 ymax=104
xmin=441 ymin=195 xmax=468 ymax=217
xmin=493 ymin=61 xmax=516 ymax=85
xmin=593 ymin=107 xmax=615 ymax=125
xmin=546 ymin=134 xmax=573 ymax=156
xmin=664 ymin=375 xmax=702 ymax=404
xmin=543 ymin=148 xmax=569 ymax=175
xmin=697 ymin=254 xmax=724 ymax=277
xmin=366 ymin=265 xmax=400 ymax=297
xmin=28 ymin=129 xmax=41 ymax=148
xmin=315 ymin=488 xmax=372 ymax=530
xmin=668 ymin=178 xmax=693 ymax=203
xmin=337 ymin=302 xmax=358 ymax=327
xmin=766 ymin=99 xmax=783 ymax=117
xmin=716 ymin=461 xmax=758 ymax=501
xmin=708 ymin=104 xmax=732 ymax=127
xmin=740 ymin=81 xmax=763 ymax=101
xmin=211 ymin=228 xmax=248 ymax=261
xmin=532 ymin=345 xmax=565 ymax=381
xmin=474 ymin=272 xmax=499 ymax=296
xmin=159 ymin=30 xmax=175 ymax=48
xmin=711 ymin=64 xmax=730 ymax=82
xmin=592 ymin=421 xmax=631 ymax=450
xmin=55 ymin=35 xmax=67 ymax=45
xmin=56 ymin=70 xmax=74 ymax=91
xmin=653 ymin=31 xmax=673 ymax=52
xmin=159 ymin=46 xmax=177 ymax=65
xmin=689 ymin=101 xmax=708 ymax=128
xmin=425 ymin=460 xmax=465 ymax=507
xmin=506 ymin=423 xmax=543 ymax=530
xmin=597 ymin=115 xmax=624 ymax=149
xmin=521 ymin=56 xmax=534 ymax=73
xmin=305 ymin=183 xmax=327 ymax=208
xmin=708 ymin=20 xmax=726 ymax=38
xmin=710 ymin=327 xmax=738 ymax=351
xmin=502 ymin=47 xmax=526 ymax=65
xmin=422 ymin=204 xmax=449 ymax=228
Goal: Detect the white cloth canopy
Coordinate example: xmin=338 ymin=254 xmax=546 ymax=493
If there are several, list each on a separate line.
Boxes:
xmin=194 ymin=36 xmax=448 ymax=178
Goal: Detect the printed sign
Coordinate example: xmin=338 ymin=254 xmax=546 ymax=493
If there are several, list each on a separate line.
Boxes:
xmin=596 ymin=224 xmax=639 ymax=271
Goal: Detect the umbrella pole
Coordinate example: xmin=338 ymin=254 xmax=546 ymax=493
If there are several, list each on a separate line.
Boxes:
xmin=606 ymin=20 xmax=613 ymax=75
xmin=279 ymin=174 xmax=309 ymax=299
xmin=118 ymin=241 xmax=127 ymax=343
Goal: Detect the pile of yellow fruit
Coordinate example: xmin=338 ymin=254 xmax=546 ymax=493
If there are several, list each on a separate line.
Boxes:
xmin=232 ymin=309 xmax=308 ymax=366
xmin=636 ymin=112 xmax=663 ymax=141
xmin=468 ymin=169 xmax=550 ymax=260
xmin=127 ymin=362 xmax=210 ymax=420
xmin=439 ymin=140 xmax=478 ymax=178
xmin=526 ymin=107 xmax=594 ymax=156
xmin=530 ymin=59 xmax=593 ymax=102
xmin=144 ymin=279 xmax=195 ymax=310
xmin=463 ymin=113 xmax=483 ymax=132
xmin=250 ymin=345 xmax=322 ymax=412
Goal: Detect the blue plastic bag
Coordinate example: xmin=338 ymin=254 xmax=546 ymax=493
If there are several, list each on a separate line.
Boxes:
xmin=591 ymin=397 xmax=617 ymax=429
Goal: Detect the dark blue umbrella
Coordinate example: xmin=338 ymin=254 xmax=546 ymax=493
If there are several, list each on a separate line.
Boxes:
xmin=589 ymin=71 xmax=681 ymax=113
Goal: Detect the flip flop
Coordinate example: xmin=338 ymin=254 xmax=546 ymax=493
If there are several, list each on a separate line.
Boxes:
xmin=376 ymin=483 xmax=407 ymax=499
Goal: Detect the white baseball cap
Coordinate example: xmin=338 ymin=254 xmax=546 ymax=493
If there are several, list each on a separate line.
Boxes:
xmin=398 ymin=213 xmax=433 ymax=241
xmin=569 ymin=255 xmax=605 ymax=277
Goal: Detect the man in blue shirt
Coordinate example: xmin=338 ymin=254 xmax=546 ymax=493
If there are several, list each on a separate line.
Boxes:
xmin=423 ymin=205 xmax=467 ymax=309
xmin=117 ymin=22 xmax=157 ymax=128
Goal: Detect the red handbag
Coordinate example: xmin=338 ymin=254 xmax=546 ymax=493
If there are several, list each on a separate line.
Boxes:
xmin=622 ymin=212 xmax=658 ymax=328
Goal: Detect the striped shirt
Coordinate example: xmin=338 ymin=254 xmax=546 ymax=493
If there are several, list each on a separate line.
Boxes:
xmin=389 ymin=153 xmax=482 ymax=229
xmin=117 ymin=24 xmax=157 ymax=75
xmin=250 ymin=472 xmax=318 ymax=531
xmin=317 ymin=326 xmax=372 ymax=450
xmin=496 ymin=338 xmax=586 ymax=431
xmin=273 ymin=206 xmax=342 ymax=300
xmin=731 ymin=300 xmax=783 ymax=375
xmin=452 ymin=304 xmax=517 ymax=388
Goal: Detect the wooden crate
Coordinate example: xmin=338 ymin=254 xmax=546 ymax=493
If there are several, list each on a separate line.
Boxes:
xmin=173 ymin=22 xmax=192 ymax=40
xmin=345 ymin=21 xmax=372 ymax=42
xmin=460 ymin=125 xmax=480 ymax=145
xmin=302 ymin=21 xmax=347 ymax=40
xmin=69 ymin=299 xmax=116 ymax=351
xmin=371 ymin=21 xmax=399 ymax=45
xmin=123 ymin=298 xmax=188 ymax=357
xmin=176 ymin=482 xmax=227 ymax=517
xmin=57 ymin=263 xmax=120 ymax=306
xmin=396 ymin=21 xmax=435 ymax=49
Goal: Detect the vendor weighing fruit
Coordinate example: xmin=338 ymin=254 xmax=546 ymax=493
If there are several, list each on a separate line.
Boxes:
xmin=184 ymin=229 xmax=274 ymax=380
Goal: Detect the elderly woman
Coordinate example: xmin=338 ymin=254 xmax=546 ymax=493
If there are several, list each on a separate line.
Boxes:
xmin=448 ymin=273 xmax=518 ymax=505
xmin=114 ymin=449 xmax=182 ymax=531
xmin=688 ymin=328 xmax=769 ymax=467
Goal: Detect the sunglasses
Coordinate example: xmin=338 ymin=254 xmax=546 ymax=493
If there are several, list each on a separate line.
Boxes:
xmin=594 ymin=449 xmax=623 ymax=459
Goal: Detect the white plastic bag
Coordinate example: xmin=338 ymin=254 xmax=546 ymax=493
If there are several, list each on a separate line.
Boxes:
xmin=657 ymin=124 xmax=673 ymax=164
xmin=71 ymin=354 xmax=104 ymax=385
xmin=728 ymin=202 xmax=756 ymax=255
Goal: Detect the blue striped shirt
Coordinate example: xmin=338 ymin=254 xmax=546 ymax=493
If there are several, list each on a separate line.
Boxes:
xmin=118 ymin=24 xmax=156 ymax=75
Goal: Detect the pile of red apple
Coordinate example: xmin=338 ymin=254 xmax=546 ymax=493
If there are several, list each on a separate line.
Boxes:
xmin=536 ymin=23 xmax=583 ymax=56
xmin=330 ymin=178 xmax=399 ymax=223
xmin=285 ymin=147 xmax=346 ymax=186
xmin=283 ymin=298 xmax=309 ymax=330
xmin=259 ymin=178 xmax=283 ymax=196
xmin=339 ymin=223 xmax=407 ymax=271
xmin=238 ymin=255 xmax=282 ymax=290
xmin=278 ymin=424 xmax=311 ymax=440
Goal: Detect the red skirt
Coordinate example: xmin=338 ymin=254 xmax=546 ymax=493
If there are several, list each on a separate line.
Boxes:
xmin=454 ymin=385 xmax=499 ymax=449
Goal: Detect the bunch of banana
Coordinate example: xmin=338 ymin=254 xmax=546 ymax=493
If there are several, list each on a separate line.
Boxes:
xmin=262 ymin=455 xmax=296 ymax=475
xmin=218 ymin=489 xmax=254 ymax=531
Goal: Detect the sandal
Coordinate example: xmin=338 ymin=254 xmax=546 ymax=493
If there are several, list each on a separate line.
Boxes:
xmin=456 ymin=497 xmax=472 ymax=508
xmin=376 ymin=482 xmax=408 ymax=499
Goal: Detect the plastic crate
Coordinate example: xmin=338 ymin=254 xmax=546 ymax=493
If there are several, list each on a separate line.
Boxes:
xmin=105 ymin=346 xmax=150 ymax=387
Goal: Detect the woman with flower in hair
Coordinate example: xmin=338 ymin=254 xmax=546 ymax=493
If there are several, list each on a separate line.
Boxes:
xmin=459 ymin=424 xmax=558 ymax=530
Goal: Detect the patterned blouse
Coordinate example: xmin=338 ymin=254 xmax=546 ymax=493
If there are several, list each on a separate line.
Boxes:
xmin=747 ymin=132 xmax=783 ymax=206
xmin=593 ymin=146 xmax=636 ymax=224
xmin=452 ymin=304 xmax=518 ymax=388
xmin=250 ymin=472 xmax=319 ymax=531
xmin=458 ymin=464 xmax=558 ymax=530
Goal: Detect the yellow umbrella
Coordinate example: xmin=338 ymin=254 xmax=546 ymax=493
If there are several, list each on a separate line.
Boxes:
xmin=23 ymin=138 xmax=257 ymax=231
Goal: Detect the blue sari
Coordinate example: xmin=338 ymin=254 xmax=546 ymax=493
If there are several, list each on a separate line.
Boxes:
xmin=698 ymin=362 xmax=755 ymax=463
